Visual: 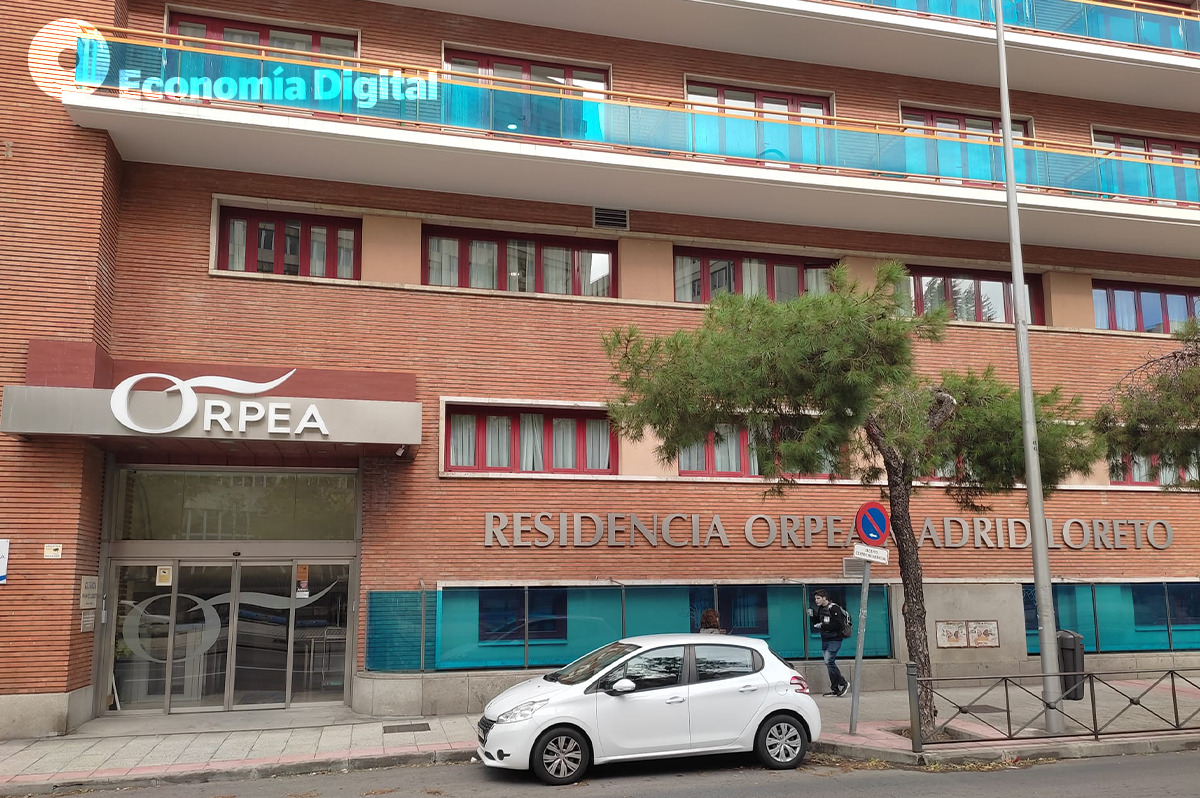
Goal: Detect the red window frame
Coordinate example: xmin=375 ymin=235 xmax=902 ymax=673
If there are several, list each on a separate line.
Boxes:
xmin=901 ymin=107 xmax=1030 ymax=140
xmin=906 ymin=267 xmax=1044 ymax=325
xmin=678 ymin=426 xmax=837 ymax=478
xmin=423 ymin=226 xmax=617 ymax=297
xmin=1109 ymin=454 xmax=1185 ymax=486
xmin=686 ymin=81 xmax=830 ymax=118
xmin=673 ymin=247 xmax=834 ymax=304
xmin=217 ymin=207 xmax=362 ymax=280
xmin=445 ymin=407 xmax=618 ymax=475
xmin=443 ymin=50 xmax=610 ymax=90
xmin=1092 ymin=280 xmax=1200 ymax=334
xmin=1095 ymin=131 xmax=1200 ymax=161
xmin=167 ymin=12 xmax=357 ymax=55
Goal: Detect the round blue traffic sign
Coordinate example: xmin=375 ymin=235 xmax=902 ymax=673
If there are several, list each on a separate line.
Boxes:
xmin=855 ymin=501 xmax=890 ymax=547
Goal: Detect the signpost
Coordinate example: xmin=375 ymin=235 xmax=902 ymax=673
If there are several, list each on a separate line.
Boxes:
xmin=849 ymin=501 xmax=890 ymax=735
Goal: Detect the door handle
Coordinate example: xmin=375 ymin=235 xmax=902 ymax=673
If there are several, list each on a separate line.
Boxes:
xmin=665 ymin=696 xmax=685 ymax=705
xmin=738 ymin=685 xmax=759 ymax=693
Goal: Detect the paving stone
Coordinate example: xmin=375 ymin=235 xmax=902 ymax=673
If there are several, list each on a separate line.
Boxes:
xmin=315 ymin=725 xmax=353 ymax=754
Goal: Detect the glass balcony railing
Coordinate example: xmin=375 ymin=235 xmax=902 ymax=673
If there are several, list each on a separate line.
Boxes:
xmin=848 ymin=0 xmax=1200 ymax=55
xmin=76 ymin=34 xmax=1200 ymax=207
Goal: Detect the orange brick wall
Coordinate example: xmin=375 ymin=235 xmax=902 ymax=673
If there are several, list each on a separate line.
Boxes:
xmin=0 ymin=1 xmax=126 ymax=695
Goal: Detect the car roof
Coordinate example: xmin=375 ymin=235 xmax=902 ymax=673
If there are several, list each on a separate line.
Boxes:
xmin=618 ymin=633 xmax=770 ymax=649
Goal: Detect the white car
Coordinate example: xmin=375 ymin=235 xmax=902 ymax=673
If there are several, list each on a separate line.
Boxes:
xmin=476 ymin=633 xmax=821 ymax=785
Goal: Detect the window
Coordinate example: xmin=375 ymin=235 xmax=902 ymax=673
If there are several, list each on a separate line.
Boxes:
xmin=899 ymin=267 xmax=1042 ymax=324
xmin=1110 ymin=453 xmax=1199 ymax=486
xmin=678 ymin=424 xmax=838 ymax=478
xmin=169 ymin=13 xmax=357 ymax=57
xmin=674 ymin=248 xmax=832 ymax=304
xmin=690 ymin=585 xmax=770 ymax=635
xmin=695 ymin=645 xmax=759 ymax=682
xmin=602 ymin=646 xmax=685 ymax=691
xmin=1094 ymin=132 xmax=1200 ymax=204
xmin=1093 ymin=281 xmax=1200 ymax=334
xmin=901 ymin=107 xmax=1031 ymax=184
xmin=218 ymin=208 xmax=361 ymax=279
xmin=686 ymin=82 xmax=830 ymax=164
xmin=425 ymin=228 xmax=615 ymax=297
xmin=478 ymin=587 xmax=568 ymax=642
xmin=446 ymin=407 xmax=616 ymax=474
xmin=445 ymin=51 xmax=608 ymax=139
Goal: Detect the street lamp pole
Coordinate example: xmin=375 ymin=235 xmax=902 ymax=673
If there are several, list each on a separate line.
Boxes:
xmin=990 ymin=0 xmax=1064 ymax=734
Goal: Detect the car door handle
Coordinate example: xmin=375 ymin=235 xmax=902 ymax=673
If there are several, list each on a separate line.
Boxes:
xmin=665 ymin=696 xmax=686 ymax=705
xmin=738 ymin=685 xmax=759 ymax=693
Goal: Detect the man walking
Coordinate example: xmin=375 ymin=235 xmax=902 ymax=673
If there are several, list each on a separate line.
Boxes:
xmin=810 ymin=589 xmax=849 ymax=697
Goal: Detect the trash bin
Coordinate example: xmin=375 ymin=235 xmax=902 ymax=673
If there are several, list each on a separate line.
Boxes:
xmin=1057 ymin=629 xmax=1085 ymax=701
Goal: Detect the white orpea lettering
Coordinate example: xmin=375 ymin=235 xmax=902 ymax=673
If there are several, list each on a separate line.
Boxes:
xmin=294 ymin=404 xmax=330 ymax=435
xmin=203 ymin=400 xmax=234 ymax=432
xmin=238 ymin=401 xmax=266 ymax=432
xmin=267 ymin=402 xmax=291 ymax=434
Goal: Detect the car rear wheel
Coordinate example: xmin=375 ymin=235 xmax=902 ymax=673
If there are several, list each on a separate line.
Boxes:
xmin=531 ymin=726 xmax=590 ymax=786
xmin=754 ymin=713 xmax=808 ymax=769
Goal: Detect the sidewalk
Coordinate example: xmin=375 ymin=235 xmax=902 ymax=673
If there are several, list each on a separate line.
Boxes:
xmin=2 ymin=687 xmax=1199 ymax=796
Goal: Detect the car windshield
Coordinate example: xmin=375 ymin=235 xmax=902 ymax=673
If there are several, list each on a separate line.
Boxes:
xmin=546 ymin=642 xmax=639 ymax=685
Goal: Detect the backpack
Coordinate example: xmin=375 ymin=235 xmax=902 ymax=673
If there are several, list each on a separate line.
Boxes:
xmin=835 ymin=604 xmax=853 ymax=639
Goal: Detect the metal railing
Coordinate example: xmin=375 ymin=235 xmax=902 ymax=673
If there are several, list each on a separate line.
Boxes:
xmin=836 ymin=0 xmax=1200 ymax=56
xmin=905 ymin=661 xmax=1200 ymax=752
xmin=74 ymin=32 xmax=1200 ymax=208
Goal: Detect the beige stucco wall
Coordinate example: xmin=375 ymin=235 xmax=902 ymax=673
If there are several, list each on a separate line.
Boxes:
xmin=361 ymin=216 xmax=422 ymax=285
xmin=620 ymin=430 xmax=676 ymax=478
xmin=1042 ymin=271 xmax=1095 ymax=329
xmin=618 ymin=238 xmax=674 ymax=302
xmin=840 ymin=256 xmax=882 ymax=287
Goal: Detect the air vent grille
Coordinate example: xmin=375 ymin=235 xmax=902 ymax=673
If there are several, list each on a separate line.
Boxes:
xmin=593 ymin=207 xmax=629 ymax=230
xmin=842 ymin=557 xmax=867 ymax=578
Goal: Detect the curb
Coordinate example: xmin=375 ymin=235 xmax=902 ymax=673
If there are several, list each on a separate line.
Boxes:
xmin=0 ymin=748 xmax=477 ymax=797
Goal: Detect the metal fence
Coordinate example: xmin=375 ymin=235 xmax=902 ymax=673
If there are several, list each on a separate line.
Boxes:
xmin=905 ymin=662 xmax=1200 ymax=752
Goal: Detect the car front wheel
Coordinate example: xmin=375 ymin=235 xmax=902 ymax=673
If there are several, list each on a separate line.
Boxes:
xmin=531 ymin=726 xmax=590 ymax=785
xmin=754 ymin=713 xmax=808 ymax=769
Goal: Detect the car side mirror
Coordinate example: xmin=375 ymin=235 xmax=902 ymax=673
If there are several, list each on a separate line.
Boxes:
xmin=608 ymin=678 xmax=636 ymax=695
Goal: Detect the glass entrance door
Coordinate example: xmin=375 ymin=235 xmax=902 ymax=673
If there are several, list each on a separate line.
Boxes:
xmin=108 ymin=559 xmax=351 ymax=713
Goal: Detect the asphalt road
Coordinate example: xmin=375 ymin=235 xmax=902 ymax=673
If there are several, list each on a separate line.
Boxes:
xmin=11 ymin=750 xmax=1200 ymax=798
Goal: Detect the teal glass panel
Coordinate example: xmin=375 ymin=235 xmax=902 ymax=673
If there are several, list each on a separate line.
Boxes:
xmin=805 ymin=584 xmax=892 ymax=658
xmin=435 ymin=587 xmax=523 ymax=669
xmin=1167 ymin=584 xmax=1200 ymax=651
xmin=1094 ymin=583 xmax=1170 ymax=652
xmin=366 ymin=590 xmax=427 ymax=671
xmin=623 ymin=586 xmax=692 ymax=637
xmin=764 ymin=585 xmax=808 ymax=659
xmin=526 ymin=588 xmax=623 ymax=667
xmin=691 ymin=109 xmax=722 ymax=157
xmin=1052 ymin=584 xmax=1098 ymax=653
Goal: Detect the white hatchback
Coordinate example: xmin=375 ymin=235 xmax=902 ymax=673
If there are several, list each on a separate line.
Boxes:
xmin=476 ymin=633 xmax=821 ymax=785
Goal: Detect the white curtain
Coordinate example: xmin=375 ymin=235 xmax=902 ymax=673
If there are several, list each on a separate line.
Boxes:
xmin=520 ymin=414 xmax=544 ymax=471
xmin=309 ymin=226 xmax=326 ymax=277
xmin=805 ymin=267 xmax=830 ymax=296
xmin=486 ymin=416 xmax=511 ymax=467
xmin=585 ymin=419 xmax=610 ymax=469
xmin=227 ymin=219 xmax=246 ymax=271
xmin=336 ymin=230 xmax=354 ymax=279
xmin=544 ymin=247 xmax=571 ymax=294
xmin=469 ymin=241 xmax=498 ymax=289
xmin=742 ymin=258 xmax=767 ymax=297
xmin=679 ymin=440 xmax=706 ymax=472
xmin=713 ymin=423 xmax=741 ymax=472
xmin=449 ymin=415 xmax=475 ymax=467
xmin=427 ymin=237 xmax=458 ymax=286
xmin=552 ymin=418 xmax=576 ymax=468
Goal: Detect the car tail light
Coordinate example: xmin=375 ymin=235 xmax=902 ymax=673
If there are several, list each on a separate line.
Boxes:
xmin=790 ymin=674 xmax=809 ymax=693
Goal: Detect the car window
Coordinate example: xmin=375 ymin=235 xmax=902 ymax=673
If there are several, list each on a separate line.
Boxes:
xmin=603 ymin=645 xmax=684 ymax=691
xmin=553 ymin=642 xmax=639 ymax=685
xmin=695 ymin=645 xmax=759 ymax=682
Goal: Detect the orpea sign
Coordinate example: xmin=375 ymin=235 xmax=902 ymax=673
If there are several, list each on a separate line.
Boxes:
xmin=483 ymin=512 xmax=1175 ymax=551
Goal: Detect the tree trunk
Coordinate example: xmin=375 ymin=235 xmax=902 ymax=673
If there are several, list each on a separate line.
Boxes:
xmin=887 ymin=468 xmax=937 ymax=734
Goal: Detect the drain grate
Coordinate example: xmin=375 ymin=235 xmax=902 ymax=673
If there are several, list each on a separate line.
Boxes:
xmin=383 ymin=723 xmax=431 ymax=734
xmin=961 ymin=704 xmax=1005 ymax=714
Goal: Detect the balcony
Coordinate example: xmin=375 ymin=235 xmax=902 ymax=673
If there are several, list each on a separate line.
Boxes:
xmin=67 ymin=30 xmax=1200 ymax=258
xmin=387 ymin=0 xmax=1200 ymax=113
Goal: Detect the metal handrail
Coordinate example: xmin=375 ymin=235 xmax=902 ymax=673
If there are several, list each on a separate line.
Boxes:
xmin=906 ymin=663 xmax=1200 ymax=752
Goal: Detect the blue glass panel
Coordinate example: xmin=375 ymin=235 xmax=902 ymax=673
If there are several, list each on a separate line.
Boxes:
xmin=1094 ymin=583 xmax=1170 ymax=652
xmin=1053 ymin=584 xmax=1098 ymax=653
xmin=1022 ymin=584 xmax=1039 ymax=654
xmin=623 ymin=586 xmax=693 ymax=636
xmin=806 ymin=584 xmax=892 ymax=658
xmin=366 ymin=590 xmax=426 ymax=671
xmin=765 ymin=585 xmax=808 ymax=659
xmin=1167 ymin=584 xmax=1200 ymax=651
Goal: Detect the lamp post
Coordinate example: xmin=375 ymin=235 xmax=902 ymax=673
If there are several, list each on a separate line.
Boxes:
xmin=991 ymin=0 xmax=1064 ymax=734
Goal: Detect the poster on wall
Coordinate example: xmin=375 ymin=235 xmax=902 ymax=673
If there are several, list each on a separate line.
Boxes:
xmin=0 ymin=539 xmax=9 ymax=584
xmin=936 ymin=620 xmax=968 ymax=648
xmin=969 ymin=620 xmax=1000 ymax=648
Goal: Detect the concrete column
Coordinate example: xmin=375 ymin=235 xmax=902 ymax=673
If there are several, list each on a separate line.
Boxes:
xmin=618 ymin=239 xmax=674 ymax=302
xmin=1042 ymin=272 xmax=1095 ymax=329
xmin=361 ymin=216 xmax=422 ymax=285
